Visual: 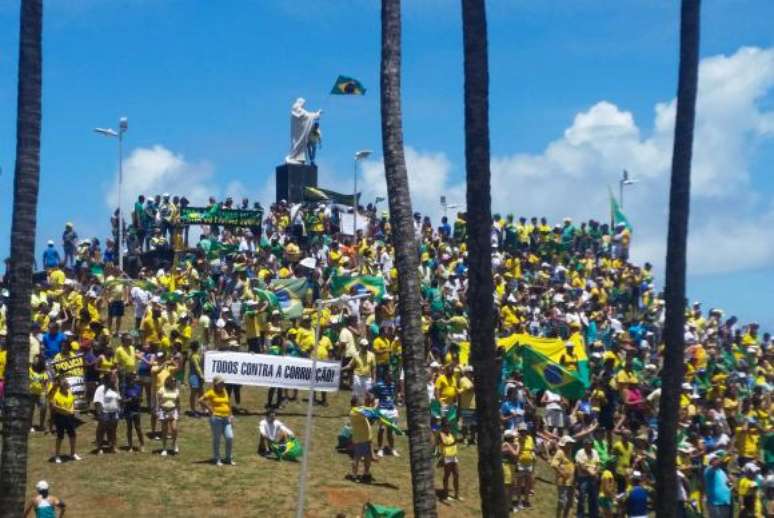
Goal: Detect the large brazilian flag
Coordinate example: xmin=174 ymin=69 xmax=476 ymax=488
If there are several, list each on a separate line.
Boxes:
xmin=498 ymin=333 xmax=590 ymax=399
xmin=330 ymin=274 xmax=385 ymax=300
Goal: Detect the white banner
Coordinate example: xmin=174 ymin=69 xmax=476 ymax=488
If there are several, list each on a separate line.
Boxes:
xmin=203 ymin=351 xmax=341 ymax=392
xmin=338 ymin=212 xmax=370 ymax=236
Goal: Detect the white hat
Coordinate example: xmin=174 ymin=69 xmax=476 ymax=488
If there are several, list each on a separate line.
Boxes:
xmin=35 ymin=480 xmax=49 ymax=492
xmin=681 ymin=382 xmax=692 ymax=391
xmin=359 ymin=338 xmax=369 ymax=346
xmin=47 ymin=240 xmax=54 ymax=246
xmin=632 ymin=470 xmax=642 ymax=479
xmin=503 ymin=430 xmax=517 ymax=439
xmin=429 ymin=361 xmax=441 ymax=369
xmin=743 ymin=462 xmax=760 ymax=473
xmin=299 ymin=257 xmax=316 ymax=269
xmin=462 ymin=365 xmax=474 ymax=373
xmin=559 ymin=435 xmax=576 ymax=447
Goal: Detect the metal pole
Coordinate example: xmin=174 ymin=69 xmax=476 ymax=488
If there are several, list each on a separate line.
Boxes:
xmin=295 ymin=300 xmax=322 ymax=518
xmin=118 ymin=129 xmax=124 ymax=272
xmin=619 ymin=178 xmax=624 ymax=210
xmin=353 ymin=157 xmax=358 ymax=240
xmin=295 ymin=292 xmax=370 ymax=518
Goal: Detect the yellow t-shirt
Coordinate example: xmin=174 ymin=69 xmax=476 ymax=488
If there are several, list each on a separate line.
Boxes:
xmin=435 ymin=374 xmax=458 ymax=406
xmin=141 ymin=315 xmax=167 ymax=344
xmin=440 ymin=432 xmax=458 ymax=458
xmin=315 ymin=335 xmax=333 ymax=361
xmin=115 ymin=345 xmax=137 ymax=374
xmin=51 ymin=388 xmax=75 ymax=415
xmin=518 ymin=435 xmax=535 ymax=465
xmin=372 ymin=337 xmax=391 ymax=365
xmin=599 ymin=469 xmax=616 ymax=498
xmin=295 ymin=327 xmax=315 ymax=354
xmin=353 ymin=351 xmax=376 ymax=377
xmin=458 ymin=376 xmax=476 ymax=410
xmin=0 ymin=349 xmax=6 ymax=379
xmin=29 ymin=368 xmax=48 ymax=396
xmin=202 ymin=388 xmax=231 ymax=417
xmin=350 ymin=408 xmax=372 ymax=444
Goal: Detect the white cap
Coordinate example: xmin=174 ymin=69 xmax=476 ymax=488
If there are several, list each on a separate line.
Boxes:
xmin=36 ymin=480 xmax=49 ymax=492
xmin=359 ymin=338 xmax=369 ymax=346
xmin=429 ymin=361 xmax=441 ymax=368
xmin=743 ymin=462 xmax=760 ymax=473
xmin=503 ymin=430 xmax=517 ymax=439
xmin=681 ymin=382 xmax=692 ymax=390
xmin=559 ymin=435 xmax=576 ymax=447
xmin=47 ymin=240 xmax=54 ymax=246
xmin=632 ymin=470 xmax=642 ymax=479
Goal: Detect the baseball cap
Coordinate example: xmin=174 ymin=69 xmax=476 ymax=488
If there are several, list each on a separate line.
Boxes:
xmin=35 ymin=480 xmax=49 ymax=492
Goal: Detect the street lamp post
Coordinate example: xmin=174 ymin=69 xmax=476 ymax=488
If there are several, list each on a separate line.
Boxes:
xmin=353 ymin=150 xmax=372 ymax=239
xmin=95 ymin=117 xmax=128 ymax=271
xmin=619 ymin=169 xmax=638 ymax=209
xmin=440 ymin=195 xmax=460 ymax=219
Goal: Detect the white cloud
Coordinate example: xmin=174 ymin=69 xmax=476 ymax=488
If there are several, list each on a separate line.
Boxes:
xmin=359 ymin=147 xmax=466 ymax=222
xmin=384 ymin=46 xmax=774 ymax=276
xmin=105 ymin=145 xmax=216 ymax=210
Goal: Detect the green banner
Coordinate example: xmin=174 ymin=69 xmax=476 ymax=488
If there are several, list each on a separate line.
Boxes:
xmin=180 ymin=206 xmax=263 ymax=227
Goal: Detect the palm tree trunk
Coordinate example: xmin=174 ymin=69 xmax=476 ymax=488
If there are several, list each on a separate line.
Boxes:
xmin=461 ymin=1 xmax=508 ymax=516
xmin=0 ymin=0 xmax=43 ymax=516
xmin=655 ymin=1 xmax=700 ymax=517
xmin=380 ymin=0 xmax=437 ymax=516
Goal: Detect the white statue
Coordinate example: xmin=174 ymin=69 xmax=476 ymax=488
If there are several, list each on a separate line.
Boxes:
xmin=285 ymin=97 xmax=322 ymax=165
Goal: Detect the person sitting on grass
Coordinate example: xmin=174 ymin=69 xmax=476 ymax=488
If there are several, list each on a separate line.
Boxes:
xmin=23 ymin=480 xmax=66 ymax=518
xmin=257 ymin=409 xmax=294 ymax=458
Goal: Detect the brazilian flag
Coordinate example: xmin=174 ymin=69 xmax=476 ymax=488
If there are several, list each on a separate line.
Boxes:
xmin=330 ymin=75 xmax=366 ymax=95
xmin=521 ymin=345 xmax=588 ymax=400
xmin=609 ymin=186 xmax=632 ymax=231
xmin=269 ymin=278 xmax=310 ymax=319
xmin=270 ymin=438 xmax=303 ymax=461
xmin=330 ymin=274 xmax=385 ymax=300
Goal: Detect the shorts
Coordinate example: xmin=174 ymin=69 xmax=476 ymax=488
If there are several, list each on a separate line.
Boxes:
xmin=53 ymin=413 xmax=76 ymax=439
xmin=461 ymin=409 xmax=477 ymax=426
xmin=352 ymin=441 xmax=371 ymax=458
xmin=352 ymin=375 xmax=372 ymax=399
xmin=189 ymin=374 xmax=202 ymax=390
xmin=517 ymin=462 xmax=534 ymax=474
xmin=123 ymin=407 xmax=141 ymax=421
xmin=138 ymin=375 xmax=151 ymax=385
xmin=108 ymin=300 xmax=125 ymax=317
xmin=31 ymin=393 xmax=46 ymax=408
xmin=379 ymin=408 xmax=399 ymax=424
xmin=99 ymin=411 xmax=120 ymax=423
xmin=157 ymin=408 xmax=178 ymax=421
xmin=545 ymin=408 xmax=565 ymax=429
xmin=444 ymin=456 xmax=458 ymax=465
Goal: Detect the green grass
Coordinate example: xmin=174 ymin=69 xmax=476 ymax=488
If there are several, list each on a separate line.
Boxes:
xmin=25 ymin=385 xmax=558 ymax=517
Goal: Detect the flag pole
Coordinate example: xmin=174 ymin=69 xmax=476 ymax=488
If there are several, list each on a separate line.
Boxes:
xmin=295 ymin=292 xmax=371 ymax=518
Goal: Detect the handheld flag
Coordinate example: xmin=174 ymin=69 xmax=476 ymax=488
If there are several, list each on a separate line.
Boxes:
xmin=269 ymin=278 xmax=310 ymax=319
xmin=609 ymin=186 xmax=632 ymax=231
xmin=270 ymin=438 xmax=303 ymax=461
xmin=330 ymin=274 xmax=385 ymax=300
xmin=520 ymin=345 xmax=589 ymax=400
xmin=330 ymin=75 xmax=366 ymax=95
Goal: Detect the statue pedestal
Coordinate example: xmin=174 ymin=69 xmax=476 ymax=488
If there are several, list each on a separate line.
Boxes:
xmin=276 ymin=163 xmax=318 ymax=204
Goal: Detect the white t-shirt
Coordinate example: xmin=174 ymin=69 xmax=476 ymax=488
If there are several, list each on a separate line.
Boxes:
xmin=93 ymin=385 xmax=121 ymax=413
xmin=131 ymin=287 xmax=150 ymax=319
xmin=259 ymin=418 xmax=293 ymax=442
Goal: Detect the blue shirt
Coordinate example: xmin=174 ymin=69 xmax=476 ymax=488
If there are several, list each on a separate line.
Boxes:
xmin=704 ymin=466 xmax=732 ymax=506
xmin=42 ymin=332 xmax=65 ymax=359
xmin=42 ymin=248 xmax=60 ymax=268
xmin=370 ymin=381 xmax=396 ymax=411
xmin=499 ymin=399 xmax=524 ymax=430
xmin=625 ymin=485 xmax=648 ymax=516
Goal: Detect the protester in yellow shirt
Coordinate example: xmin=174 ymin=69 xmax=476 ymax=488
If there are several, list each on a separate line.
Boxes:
xmin=434 ymin=364 xmax=459 ymax=407
xmin=199 ymin=376 xmax=235 ymax=465
xmin=29 ymin=355 xmax=49 ymax=433
xmin=458 ymin=366 xmax=476 ymax=445
xmin=50 ymin=377 xmax=81 ymax=463
xmin=439 ymin=418 xmax=461 ymax=501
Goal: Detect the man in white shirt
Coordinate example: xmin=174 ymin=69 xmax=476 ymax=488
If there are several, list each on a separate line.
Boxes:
xmin=258 ymin=410 xmax=294 ymax=456
xmin=130 ymin=285 xmax=150 ymax=330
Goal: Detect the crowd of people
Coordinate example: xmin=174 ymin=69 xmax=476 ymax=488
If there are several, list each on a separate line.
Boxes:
xmin=0 ymin=192 xmax=772 ymax=517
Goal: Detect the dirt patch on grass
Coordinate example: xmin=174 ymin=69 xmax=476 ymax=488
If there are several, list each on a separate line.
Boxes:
xmin=321 ymin=485 xmax=371 ymax=509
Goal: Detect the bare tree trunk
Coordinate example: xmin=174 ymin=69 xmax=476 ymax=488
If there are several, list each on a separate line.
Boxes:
xmin=461 ymin=1 xmax=508 ymax=516
xmin=0 ymin=0 xmax=43 ymax=516
xmin=655 ymin=1 xmax=701 ymax=517
xmin=380 ymin=0 xmax=438 ymax=516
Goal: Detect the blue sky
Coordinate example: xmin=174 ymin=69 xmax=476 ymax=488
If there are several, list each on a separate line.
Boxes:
xmin=0 ymin=0 xmax=772 ymax=329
